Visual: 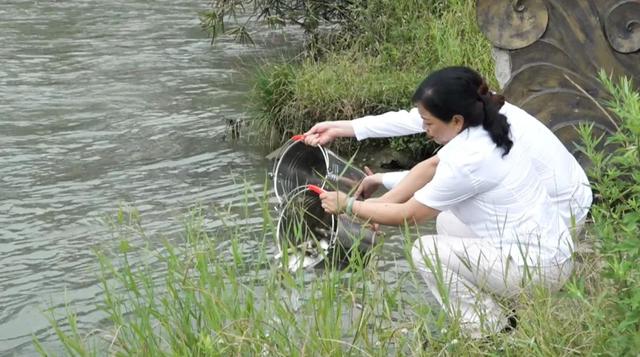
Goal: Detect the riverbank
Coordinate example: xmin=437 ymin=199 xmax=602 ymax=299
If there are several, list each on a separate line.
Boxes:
xmin=248 ymin=0 xmax=496 ymax=167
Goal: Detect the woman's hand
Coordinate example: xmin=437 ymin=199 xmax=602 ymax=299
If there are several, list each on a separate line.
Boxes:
xmin=304 ymin=121 xmax=355 ymax=146
xmin=355 ymin=167 xmax=382 ymax=199
xmin=319 ymin=190 xmax=350 ymax=215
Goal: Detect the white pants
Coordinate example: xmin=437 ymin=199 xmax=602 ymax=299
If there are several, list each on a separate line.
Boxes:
xmin=411 ymin=211 xmax=573 ymax=338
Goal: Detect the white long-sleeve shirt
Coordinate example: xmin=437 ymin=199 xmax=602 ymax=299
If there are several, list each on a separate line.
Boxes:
xmin=352 ymin=102 xmax=593 ymax=226
xmin=414 ymin=126 xmax=572 ymax=265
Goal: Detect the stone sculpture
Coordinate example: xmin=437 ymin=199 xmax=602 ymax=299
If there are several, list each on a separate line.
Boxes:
xmin=476 ymin=0 xmax=639 ymax=162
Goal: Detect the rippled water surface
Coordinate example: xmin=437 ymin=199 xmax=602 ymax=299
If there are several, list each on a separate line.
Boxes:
xmin=0 ymin=1 xmax=431 ymax=354
xmin=0 ymin=1 xmax=298 ymax=354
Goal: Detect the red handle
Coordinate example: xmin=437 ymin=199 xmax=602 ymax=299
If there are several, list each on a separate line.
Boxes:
xmin=291 ymin=134 xmax=305 ymax=142
xmin=307 ymin=184 xmax=325 ymax=195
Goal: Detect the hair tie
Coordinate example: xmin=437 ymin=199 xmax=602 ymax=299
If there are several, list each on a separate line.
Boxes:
xmin=478 ymin=82 xmax=490 ymax=96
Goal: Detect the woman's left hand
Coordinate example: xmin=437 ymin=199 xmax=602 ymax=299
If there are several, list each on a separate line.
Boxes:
xmin=319 ymin=190 xmax=349 ymax=214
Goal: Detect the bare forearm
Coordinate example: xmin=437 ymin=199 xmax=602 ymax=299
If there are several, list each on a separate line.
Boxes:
xmin=330 ymin=121 xmax=356 ymax=138
xmin=379 ymin=181 xmax=420 ymax=203
xmin=378 ymin=156 xmax=439 ymax=203
xmin=351 ymin=198 xmax=439 ymax=226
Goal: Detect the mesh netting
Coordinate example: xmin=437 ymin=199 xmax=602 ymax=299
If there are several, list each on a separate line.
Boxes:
xmin=273 ymin=139 xmax=366 ymax=204
xmin=272 ymin=139 xmax=376 ymax=270
xmin=275 ymin=186 xmax=335 ymax=269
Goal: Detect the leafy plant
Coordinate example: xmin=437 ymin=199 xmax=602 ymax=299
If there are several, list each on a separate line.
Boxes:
xmin=578 ymin=71 xmax=640 ymax=354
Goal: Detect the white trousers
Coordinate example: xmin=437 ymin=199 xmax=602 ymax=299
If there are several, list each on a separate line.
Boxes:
xmin=411 ymin=211 xmax=573 ymax=338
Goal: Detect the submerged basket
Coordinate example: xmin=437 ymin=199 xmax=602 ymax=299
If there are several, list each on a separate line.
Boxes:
xmin=272 ymin=137 xmax=378 ymax=271
xmin=275 ymin=185 xmax=378 ymax=271
xmin=274 ymin=185 xmax=335 ymax=270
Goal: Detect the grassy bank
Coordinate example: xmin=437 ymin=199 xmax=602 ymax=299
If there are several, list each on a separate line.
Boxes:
xmin=36 ymin=75 xmax=640 ymax=355
xmin=250 ymin=0 xmax=496 ymax=163
xmin=29 ymin=210 xmax=608 ymax=356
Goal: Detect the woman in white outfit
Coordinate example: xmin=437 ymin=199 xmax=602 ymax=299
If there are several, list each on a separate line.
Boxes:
xmin=305 ymin=67 xmax=592 ymax=230
xmin=316 ymin=67 xmax=574 ymax=337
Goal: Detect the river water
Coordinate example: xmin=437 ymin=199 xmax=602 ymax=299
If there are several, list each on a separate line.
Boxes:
xmin=0 ymin=1 xmax=432 ymax=354
xmin=0 ymin=1 xmax=303 ymax=354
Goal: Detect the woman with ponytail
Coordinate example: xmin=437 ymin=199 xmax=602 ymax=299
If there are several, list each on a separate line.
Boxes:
xmin=305 ymin=67 xmax=592 ymax=232
xmin=314 ymin=67 xmax=574 ymax=338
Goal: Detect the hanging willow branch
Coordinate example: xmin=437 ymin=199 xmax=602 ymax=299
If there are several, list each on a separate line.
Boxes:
xmin=200 ymin=0 xmax=359 ymax=47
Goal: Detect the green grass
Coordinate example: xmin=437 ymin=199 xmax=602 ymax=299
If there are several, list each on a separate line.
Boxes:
xmin=32 ymin=191 xmax=623 ymax=356
xmin=250 ymin=0 xmax=496 ymax=161
xmin=35 ymin=75 xmax=640 ymax=355
xmin=575 ymin=71 xmax=640 ymax=354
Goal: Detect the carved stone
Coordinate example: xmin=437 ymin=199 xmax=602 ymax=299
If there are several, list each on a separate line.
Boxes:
xmin=477 ymin=0 xmax=640 ymax=163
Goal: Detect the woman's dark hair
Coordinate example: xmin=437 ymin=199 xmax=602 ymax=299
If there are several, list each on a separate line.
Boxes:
xmin=412 ymin=66 xmax=513 ymax=156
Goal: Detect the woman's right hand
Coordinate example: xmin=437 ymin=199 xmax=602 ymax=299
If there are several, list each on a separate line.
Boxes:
xmin=355 ymin=167 xmax=382 ymax=199
xmin=303 ymin=121 xmax=355 ymax=146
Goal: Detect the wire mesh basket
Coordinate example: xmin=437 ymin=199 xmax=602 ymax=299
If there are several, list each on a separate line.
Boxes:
xmin=274 ymin=185 xmax=378 ymax=271
xmin=272 ymin=137 xmax=378 ymax=271
xmin=274 ymin=185 xmax=335 ymax=270
xmin=272 ymin=137 xmax=368 ymax=204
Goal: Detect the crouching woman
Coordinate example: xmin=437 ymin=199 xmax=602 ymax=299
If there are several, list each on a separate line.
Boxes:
xmin=318 ymin=67 xmax=573 ymax=337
